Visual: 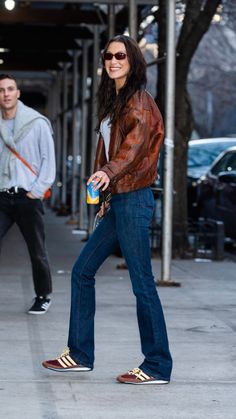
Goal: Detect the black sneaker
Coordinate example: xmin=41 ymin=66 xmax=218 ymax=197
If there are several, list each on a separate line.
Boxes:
xmin=28 ymin=296 xmax=51 ymax=315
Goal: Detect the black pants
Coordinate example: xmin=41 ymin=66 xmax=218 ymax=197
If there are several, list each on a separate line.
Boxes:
xmin=0 ymin=190 xmax=52 ymax=296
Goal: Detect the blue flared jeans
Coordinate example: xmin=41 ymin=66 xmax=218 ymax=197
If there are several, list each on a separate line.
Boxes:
xmin=68 ymin=187 xmax=172 ymax=380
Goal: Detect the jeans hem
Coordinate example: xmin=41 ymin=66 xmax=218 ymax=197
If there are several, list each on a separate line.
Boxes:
xmin=139 ymin=364 xmax=171 ymax=381
xmin=69 ymin=350 xmax=94 ymax=369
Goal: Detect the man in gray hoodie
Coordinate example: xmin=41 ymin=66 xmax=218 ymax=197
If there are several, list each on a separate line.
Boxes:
xmin=0 ymin=74 xmax=56 ymax=314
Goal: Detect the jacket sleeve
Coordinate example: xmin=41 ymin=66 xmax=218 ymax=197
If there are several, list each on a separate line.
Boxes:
xmin=30 ymin=119 xmax=56 ymax=198
xmin=100 ymin=107 xmax=162 ymax=183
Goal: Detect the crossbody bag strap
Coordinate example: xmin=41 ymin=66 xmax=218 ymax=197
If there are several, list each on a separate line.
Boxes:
xmin=6 ymin=144 xmax=51 ymax=200
xmin=6 ymin=144 xmax=37 ymax=176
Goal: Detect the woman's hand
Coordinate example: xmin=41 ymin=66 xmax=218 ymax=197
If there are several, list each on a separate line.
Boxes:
xmin=87 ymin=170 xmax=110 ymax=191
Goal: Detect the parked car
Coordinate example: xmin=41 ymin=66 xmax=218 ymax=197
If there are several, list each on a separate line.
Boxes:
xmin=187 ymin=138 xmax=236 ymax=218
xmin=197 ymin=146 xmax=236 ymax=239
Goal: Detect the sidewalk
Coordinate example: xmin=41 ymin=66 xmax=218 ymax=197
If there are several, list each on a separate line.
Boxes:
xmin=0 ymin=209 xmax=235 ymax=419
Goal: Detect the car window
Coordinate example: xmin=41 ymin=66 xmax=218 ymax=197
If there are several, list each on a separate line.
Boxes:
xmin=188 ymin=141 xmax=236 ymax=168
xmin=211 ymin=151 xmax=236 ymax=175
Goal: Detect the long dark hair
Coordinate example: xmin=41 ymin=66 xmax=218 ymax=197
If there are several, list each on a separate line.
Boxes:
xmin=96 ymin=35 xmax=147 ymax=128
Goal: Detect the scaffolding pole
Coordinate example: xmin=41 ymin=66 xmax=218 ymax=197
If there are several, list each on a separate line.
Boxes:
xmin=128 ymin=0 xmax=137 ymax=39
xmin=160 ymin=0 xmax=180 ymax=287
xmin=78 ymin=40 xmax=89 ymax=231
xmin=69 ymin=50 xmax=80 ymax=222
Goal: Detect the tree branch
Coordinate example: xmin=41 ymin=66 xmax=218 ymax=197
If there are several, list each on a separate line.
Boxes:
xmin=177 ymin=0 xmax=221 ymax=69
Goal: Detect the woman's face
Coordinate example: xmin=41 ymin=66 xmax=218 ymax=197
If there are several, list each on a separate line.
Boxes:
xmin=104 ymin=41 xmax=130 ymax=91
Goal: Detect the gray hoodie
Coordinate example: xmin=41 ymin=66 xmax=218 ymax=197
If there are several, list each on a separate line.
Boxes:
xmin=0 ymin=100 xmax=55 ymax=198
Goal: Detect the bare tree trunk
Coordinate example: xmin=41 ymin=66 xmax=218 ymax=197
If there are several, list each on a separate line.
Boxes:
xmin=157 ymin=0 xmax=221 ymax=257
xmin=173 ymin=85 xmax=193 ymax=256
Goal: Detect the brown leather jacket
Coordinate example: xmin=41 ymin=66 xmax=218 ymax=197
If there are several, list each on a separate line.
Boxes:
xmin=94 ymin=89 xmax=164 ymax=195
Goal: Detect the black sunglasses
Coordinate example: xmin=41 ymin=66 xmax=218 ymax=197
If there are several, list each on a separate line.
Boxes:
xmin=103 ymin=52 xmax=127 ymax=61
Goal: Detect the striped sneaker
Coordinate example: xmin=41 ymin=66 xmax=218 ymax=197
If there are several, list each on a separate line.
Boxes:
xmin=42 ymin=348 xmax=92 ymax=372
xmin=116 ymin=368 xmax=169 ymax=385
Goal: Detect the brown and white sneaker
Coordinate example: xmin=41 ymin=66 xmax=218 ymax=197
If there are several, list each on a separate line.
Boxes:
xmin=42 ymin=348 xmax=92 ymax=372
xmin=116 ymin=367 xmax=169 ymax=385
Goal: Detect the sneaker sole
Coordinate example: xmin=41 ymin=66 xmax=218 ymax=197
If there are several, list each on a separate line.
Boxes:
xmin=43 ymin=365 xmax=92 ymax=372
xmin=117 ymin=379 xmax=169 ymax=385
xmin=28 ymin=310 xmax=49 ymax=315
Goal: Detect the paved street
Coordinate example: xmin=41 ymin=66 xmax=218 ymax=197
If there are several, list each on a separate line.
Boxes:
xmin=0 ymin=208 xmax=235 ymax=419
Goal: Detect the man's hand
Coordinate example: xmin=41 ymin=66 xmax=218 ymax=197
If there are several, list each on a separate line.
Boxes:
xmin=87 ymin=170 xmax=110 ymax=191
xmin=26 ymin=191 xmax=38 ymax=199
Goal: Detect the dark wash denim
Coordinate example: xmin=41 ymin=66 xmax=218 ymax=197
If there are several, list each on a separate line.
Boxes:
xmin=68 ymin=187 xmax=172 ymax=380
xmin=0 ymin=191 xmax=52 ymax=296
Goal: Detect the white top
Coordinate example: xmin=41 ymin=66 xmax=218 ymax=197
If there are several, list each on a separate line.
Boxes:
xmin=100 ymin=117 xmax=111 ymax=161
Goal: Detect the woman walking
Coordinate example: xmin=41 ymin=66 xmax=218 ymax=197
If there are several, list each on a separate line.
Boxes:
xmin=43 ymin=35 xmax=172 ymax=385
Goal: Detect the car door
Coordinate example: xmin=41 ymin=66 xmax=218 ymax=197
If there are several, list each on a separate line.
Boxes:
xmin=212 ymin=151 xmax=236 ymax=237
